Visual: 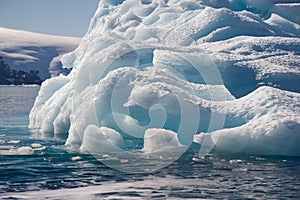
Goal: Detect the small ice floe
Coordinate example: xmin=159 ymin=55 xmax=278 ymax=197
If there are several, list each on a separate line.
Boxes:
xmin=0 ymin=145 xmax=14 ymax=150
xmin=120 ymin=159 xmax=128 ymax=163
xmin=43 ymin=157 xmax=52 ymax=162
xmin=232 ymin=168 xmax=248 ymax=172
xmin=192 ymin=157 xmax=201 ymax=162
xmin=2 ymin=146 xmax=35 ymax=155
xmin=71 ymin=156 xmax=82 ymax=161
xmin=35 ymin=147 xmax=46 ymax=151
xmin=255 ymin=157 xmax=266 ymax=161
xmin=1 ymin=146 xmax=34 ymax=155
xmin=7 ymin=140 xmax=20 ymax=144
xmin=31 ymin=143 xmax=42 ymax=148
xmin=30 ymin=143 xmax=46 ymax=151
xmin=16 ymin=146 xmax=34 ymax=155
xmin=229 ymin=159 xmax=243 ymax=164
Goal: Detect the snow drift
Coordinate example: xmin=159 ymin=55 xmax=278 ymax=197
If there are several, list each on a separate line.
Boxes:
xmin=29 ymin=0 xmax=300 ymax=158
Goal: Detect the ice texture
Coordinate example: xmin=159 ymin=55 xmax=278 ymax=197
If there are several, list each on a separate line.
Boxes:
xmin=143 ymin=128 xmax=184 ymax=153
xmin=30 ymin=0 xmax=300 ymax=156
xmin=80 ymin=125 xmax=124 ymax=153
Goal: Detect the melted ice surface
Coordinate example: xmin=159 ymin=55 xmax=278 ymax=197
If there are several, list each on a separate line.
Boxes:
xmin=30 ymin=0 xmax=300 ymax=157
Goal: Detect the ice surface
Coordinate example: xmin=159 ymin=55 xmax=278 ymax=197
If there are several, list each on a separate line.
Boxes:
xmin=80 ymin=125 xmax=124 ymax=153
xmin=30 ymin=0 xmax=300 ymax=157
xmin=143 ymin=128 xmax=184 ymax=153
xmin=195 ymin=87 xmax=300 ymax=156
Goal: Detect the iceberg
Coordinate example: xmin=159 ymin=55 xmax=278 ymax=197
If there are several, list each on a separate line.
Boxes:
xmin=29 ymin=0 xmax=300 ymax=165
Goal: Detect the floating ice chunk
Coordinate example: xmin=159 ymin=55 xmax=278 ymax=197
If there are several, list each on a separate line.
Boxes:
xmin=31 ymin=143 xmax=42 ymax=148
xmin=143 ymin=128 xmax=184 ymax=153
xmin=7 ymin=140 xmax=20 ymax=144
xmin=80 ymin=125 xmax=124 ymax=154
xmin=229 ymin=159 xmax=243 ymax=164
xmin=16 ymin=146 xmax=34 ymax=155
xmin=1 ymin=146 xmax=35 ymax=155
xmin=71 ymin=156 xmax=82 ymax=161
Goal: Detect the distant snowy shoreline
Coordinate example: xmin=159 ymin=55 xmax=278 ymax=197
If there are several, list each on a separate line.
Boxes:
xmin=0 ymin=27 xmax=80 ymax=83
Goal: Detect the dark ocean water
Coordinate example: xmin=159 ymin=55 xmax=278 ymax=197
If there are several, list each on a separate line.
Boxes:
xmin=0 ymin=85 xmax=299 ymax=199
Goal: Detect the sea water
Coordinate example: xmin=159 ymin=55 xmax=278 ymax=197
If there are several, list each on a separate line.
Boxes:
xmin=0 ymin=85 xmax=299 ymax=199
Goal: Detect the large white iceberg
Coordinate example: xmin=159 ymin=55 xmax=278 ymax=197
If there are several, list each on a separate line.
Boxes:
xmin=29 ymin=0 xmax=300 ymax=160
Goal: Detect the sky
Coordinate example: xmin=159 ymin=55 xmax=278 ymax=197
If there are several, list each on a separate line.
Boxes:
xmin=0 ymin=0 xmax=100 ymax=37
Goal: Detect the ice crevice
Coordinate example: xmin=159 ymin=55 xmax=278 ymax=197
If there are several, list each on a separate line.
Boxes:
xmin=30 ymin=0 xmax=300 ymax=156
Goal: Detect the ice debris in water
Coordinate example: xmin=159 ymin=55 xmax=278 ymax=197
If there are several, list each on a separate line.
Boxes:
xmin=29 ymin=0 xmax=300 ymax=157
xmin=71 ymin=156 xmax=82 ymax=161
xmin=7 ymin=140 xmax=20 ymax=144
xmin=31 ymin=143 xmax=42 ymax=148
xmin=0 ymin=146 xmax=34 ymax=155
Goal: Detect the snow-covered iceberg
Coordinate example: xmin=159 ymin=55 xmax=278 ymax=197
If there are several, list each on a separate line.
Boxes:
xmin=29 ymin=0 xmax=300 ymax=160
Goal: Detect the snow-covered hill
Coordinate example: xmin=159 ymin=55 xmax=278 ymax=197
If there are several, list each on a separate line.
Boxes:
xmin=0 ymin=27 xmax=81 ymax=80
